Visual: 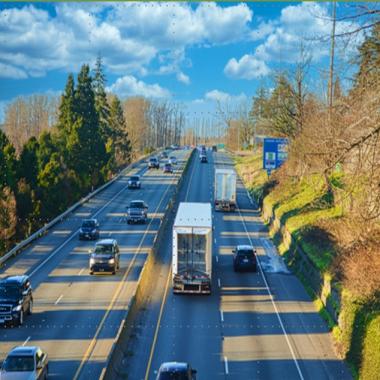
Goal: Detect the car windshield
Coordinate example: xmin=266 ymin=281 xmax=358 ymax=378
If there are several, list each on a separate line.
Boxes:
xmin=150 ymin=158 xmax=157 ymax=162
xmin=130 ymin=176 xmax=139 ymax=181
xmin=237 ymin=249 xmax=254 ymax=256
xmin=170 ymin=157 xmax=176 ymax=160
xmin=158 ymin=371 xmax=189 ymax=380
xmin=3 ymin=356 xmax=35 ymax=372
xmin=130 ymin=201 xmax=144 ymax=208
xmin=82 ymin=220 xmax=96 ymax=228
xmin=0 ymin=285 xmax=21 ymax=300
xmin=94 ymin=244 xmax=113 ymax=254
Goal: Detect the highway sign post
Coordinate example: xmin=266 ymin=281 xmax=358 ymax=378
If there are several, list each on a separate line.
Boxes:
xmin=263 ymin=138 xmax=288 ymax=175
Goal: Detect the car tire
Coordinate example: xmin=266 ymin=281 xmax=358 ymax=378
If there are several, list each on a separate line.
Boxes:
xmin=89 ymin=271 xmax=93 ymax=275
xmin=127 ymin=220 xmax=130 ymax=225
xmin=28 ymin=300 xmax=33 ymax=315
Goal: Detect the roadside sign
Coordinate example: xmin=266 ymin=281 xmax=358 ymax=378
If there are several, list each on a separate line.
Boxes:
xmin=263 ymin=138 xmax=288 ymax=172
xmin=217 ymin=143 xmax=225 ymax=149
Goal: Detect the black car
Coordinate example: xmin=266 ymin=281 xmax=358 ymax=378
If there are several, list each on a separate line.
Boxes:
xmin=89 ymin=239 xmax=120 ymax=275
xmin=79 ymin=219 xmax=99 ymax=240
xmin=163 ymin=163 xmax=173 ymax=173
xmin=160 ymin=151 xmax=169 ymax=159
xmin=1 ymin=346 xmax=49 ymax=380
xmin=212 ymin=145 xmax=217 ymax=152
xmin=128 ymin=175 xmax=141 ymax=189
xmin=126 ymin=200 xmax=148 ymax=224
xmin=0 ymin=275 xmax=33 ymax=326
xmin=233 ymin=245 xmax=257 ymax=272
xmin=149 ymin=157 xmax=160 ymax=169
xmin=156 ymin=362 xmax=197 ymax=380
xmin=200 ymin=154 xmax=207 ymax=163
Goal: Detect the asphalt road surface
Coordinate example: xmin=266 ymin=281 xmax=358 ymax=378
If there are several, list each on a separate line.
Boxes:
xmin=123 ymin=150 xmax=351 ymax=380
xmin=0 ymin=149 xmax=190 ymax=380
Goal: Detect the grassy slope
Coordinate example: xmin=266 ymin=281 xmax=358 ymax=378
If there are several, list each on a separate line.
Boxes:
xmin=234 ymin=150 xmax=379 ymax=379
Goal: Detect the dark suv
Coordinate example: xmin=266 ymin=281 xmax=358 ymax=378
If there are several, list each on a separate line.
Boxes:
xmin=126 ymin=200 xmax=148 ymax=224
xmin=0 ymin=275 xmax=33 ymax=326
xmin=233 ymin=245 xmax=257 ymax=272
xmin=156 ymin=362 xmax=197 ymax=380
xmin=128 ymin=175 xmax=141 ymax=189
xmin=200 ymin=154 xmax=207 ymax=163
xmin=79 ymin=219 xmax=99 ymax=240
xmin=148 ymin=157 xmax=160 ymax=169
xmin=89 ymin=239 xmax=120 ymax=275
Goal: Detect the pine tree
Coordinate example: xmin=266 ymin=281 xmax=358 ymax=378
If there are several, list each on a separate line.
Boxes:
xmin=0 ymin=130 xmax=18 ymax=192
xmin=109 ymin=95 xmax=131 ymax=167
xmin=93 ymin=55 xmax=112 ymax=142
xmin=268 ymin=74 xmax=297 ymax=137
xmin=19 ymin=137 xmax=39 ymax=189
xmin=57 ymin=74 xmax=76 ymax=139
xmin=354 ymin=23 xmax=380 ymax=90
xmin=71 ymin=64 xmax=108 ymax=187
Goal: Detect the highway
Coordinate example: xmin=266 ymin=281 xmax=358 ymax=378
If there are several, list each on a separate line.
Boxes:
xmin=0 ymin=149 xmax=190 ymax=379
xmin=120 ymin=150 xmax=351 ymax=380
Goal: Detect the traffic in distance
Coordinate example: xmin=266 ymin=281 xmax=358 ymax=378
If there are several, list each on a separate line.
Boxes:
xmin=0 ymin=145 xmax=350 ymax=380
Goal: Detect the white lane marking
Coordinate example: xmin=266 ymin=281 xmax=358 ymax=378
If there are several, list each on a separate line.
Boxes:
xmin=224 ymin=356 xmax=229 ymax=374
xmin=23 ymin=336 xmax=31 ymax=346
xmin=29 ymin=171 xmax=140 ymax=278
xmin=218 ymin=278 xmax=221 ymax=288
xmin=78 ymin=268 xmax=84 ymax=276
xmin=214 ymin=238 xmax=216 ymax=244
xmin=237 ymin=201 xmax=305 ymax=380
xmin=220 ymin=310 xmax=224 ymax=322
xmin=216 ymin=256 xmax=219 ymax=263
xmin=55 ymin=295 xmax=63 ymax=305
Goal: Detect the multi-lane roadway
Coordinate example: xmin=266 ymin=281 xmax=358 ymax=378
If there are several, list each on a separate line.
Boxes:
xmin=119 ymin=150 xmax=351 ymax=380
xmin=0 ymin=150 xmax=190 ymax=379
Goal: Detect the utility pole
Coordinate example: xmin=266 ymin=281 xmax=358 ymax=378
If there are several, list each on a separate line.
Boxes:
xmin=328 ymin=1 xmax=337 ymax=110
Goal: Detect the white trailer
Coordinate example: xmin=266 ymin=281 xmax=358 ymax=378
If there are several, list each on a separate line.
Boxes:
xmin=214 ymin=168 xmax=237 ymax=211
xmin=172 ymin=202 xmax=212 ymax=294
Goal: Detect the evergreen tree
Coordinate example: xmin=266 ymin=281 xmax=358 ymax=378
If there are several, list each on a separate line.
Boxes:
xmin=109 ymin=95 xmax=131 ymax=167
xmin=354 ymin=23 xmax=380 ymax=90
xmin=19 ymin=137 xmax=39 ymax=189
xmin=57 ymin=73 xmax=76 ymax=139
xmin=0 ymin=130 xmax=18 ymax=191
xmin=37 ymin=131 xmax=57 ymax=171
xmin=268 ymin=74 xmax=297 ymax=137
xmin=93 ymin=55 xmax=112 ymax=141
xmin=70 ymin=64 xmax=108 ymax=187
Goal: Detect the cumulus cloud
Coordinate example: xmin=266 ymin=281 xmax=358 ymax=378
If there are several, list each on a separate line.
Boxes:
xmin=177 ymin=72 xmax=190 ymax=85
xmin=0 ymin=2 xmax=253 ymax=79
xmin=224 ymin=55 xmax=270 ymax=80
xmin=0 ymin=63 xmax=27 ymax=79
xmin=107 ymin=75 xmax=171 ymax=99
xmin=205 ymin=90 xmax=247 ymax=103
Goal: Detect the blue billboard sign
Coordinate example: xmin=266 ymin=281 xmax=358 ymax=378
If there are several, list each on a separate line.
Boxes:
xmin=263 ymin=138 xmax=288 ymax=174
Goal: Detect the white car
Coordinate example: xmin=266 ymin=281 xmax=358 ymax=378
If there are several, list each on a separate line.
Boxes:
xmin=0 ymin=346 xmax=48 ymax=380
xmin=168 ymin=156 xmax=177 ymax=165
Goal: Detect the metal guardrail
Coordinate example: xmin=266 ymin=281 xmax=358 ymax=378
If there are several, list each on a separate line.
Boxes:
xmin=0 ymin=151 xmax=161 ymax=268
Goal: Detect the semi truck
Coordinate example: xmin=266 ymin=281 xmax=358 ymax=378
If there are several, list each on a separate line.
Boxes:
xmin=214 ymin=168 xmax=237 ymax=211
xmin=172 ymin=202 xmax=212 ymax=294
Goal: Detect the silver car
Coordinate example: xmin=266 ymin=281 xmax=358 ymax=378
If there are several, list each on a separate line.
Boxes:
xmin=0 ymin=346 xmax=48 ymax=380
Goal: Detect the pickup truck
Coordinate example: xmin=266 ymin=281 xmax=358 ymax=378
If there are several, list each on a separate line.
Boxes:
xmin=126 ymin=200 xmax=148 ymax=224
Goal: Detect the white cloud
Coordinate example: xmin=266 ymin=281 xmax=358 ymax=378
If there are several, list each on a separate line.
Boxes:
xmin=205 ymin=90 xmax=247 ymax=104
xmin=224 ymin=55 xmax=270 ymax=80
xmin=107 ymin=75 xmax=171 ymax=99
xmin=177 ymin=72 xmax=190 ymax=85
xmin=0 ymin=63 xmax=27 ymax=79
xmin=0 ymin=3 xmax=254 ymax=79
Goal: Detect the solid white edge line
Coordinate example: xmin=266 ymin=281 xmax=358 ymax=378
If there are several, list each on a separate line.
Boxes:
xmin=218 ymin=278 xmax=221 ymax=288
xmin=239 ymin=189 xmax=305 ymax=380
xmin=220 ymin=310 xmax=224 ymax=322
xmin=55 ymin=295 xmax=63 ymax=305
xmin=23 ymin=336 xmax=31 ymax=346
xmin=224 ymin=356 xmax=229 ymax=374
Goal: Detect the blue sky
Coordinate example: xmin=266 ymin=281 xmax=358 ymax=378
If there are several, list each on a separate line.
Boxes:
xmin=0 ymin=2 xmax=367 ymax=123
